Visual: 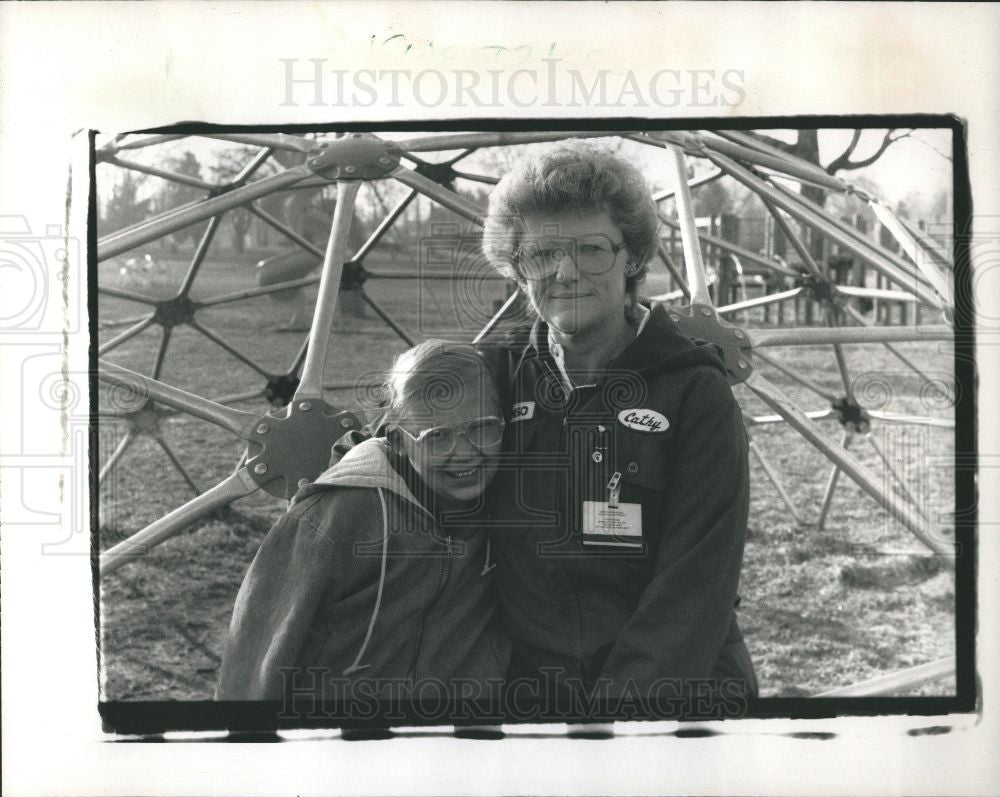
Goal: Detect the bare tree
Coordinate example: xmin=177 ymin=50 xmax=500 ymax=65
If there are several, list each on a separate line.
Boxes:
xmin=743 ymin=128 xmax=914 ymax=207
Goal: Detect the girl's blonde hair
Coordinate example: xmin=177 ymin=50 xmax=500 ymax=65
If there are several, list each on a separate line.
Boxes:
xmin=382 ymin=339 xmax=501 ymax=426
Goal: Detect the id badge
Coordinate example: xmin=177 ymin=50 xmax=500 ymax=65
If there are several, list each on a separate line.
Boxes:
xmin=582 ymin=500 xmax=643 ymax=547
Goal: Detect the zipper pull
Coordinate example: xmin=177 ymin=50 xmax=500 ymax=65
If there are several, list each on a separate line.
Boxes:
xmin=447 ymin=535 xmax=453 ymax=554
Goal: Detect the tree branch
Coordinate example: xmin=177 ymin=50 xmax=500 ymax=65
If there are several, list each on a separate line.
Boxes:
xmin=824 ymin=129 xmax=863 ymax=174
xmin=826 ymin=129 xmax=914 ymax=173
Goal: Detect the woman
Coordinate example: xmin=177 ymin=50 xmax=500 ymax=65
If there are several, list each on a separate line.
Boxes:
xmin=216 ymin=340 xmax=510 ymax=712
xmin=481 ymin=142 xmax=757 ymax=713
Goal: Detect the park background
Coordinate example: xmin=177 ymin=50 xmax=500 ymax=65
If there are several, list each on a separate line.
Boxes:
xmin=95 ymin=127 xmax=957 ymax=700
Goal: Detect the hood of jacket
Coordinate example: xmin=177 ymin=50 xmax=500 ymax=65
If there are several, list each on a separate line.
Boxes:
xmin=610 ymin=302 xmax=728 ymax=377
xmin=500 ymin=302 xmax=728 ymax=379
xmin=295 ymin=437 xmax=428 ymax=517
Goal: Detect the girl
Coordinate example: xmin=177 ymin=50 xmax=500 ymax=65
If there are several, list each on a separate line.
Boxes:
xmin=216 ymin=340 xmax=510 ymax=712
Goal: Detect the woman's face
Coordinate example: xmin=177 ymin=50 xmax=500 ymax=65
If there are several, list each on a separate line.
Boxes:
xmin=396 ymin=384 xmax=503 ymax=503
xmin=518 ymin=209 xmax=630 ymax=336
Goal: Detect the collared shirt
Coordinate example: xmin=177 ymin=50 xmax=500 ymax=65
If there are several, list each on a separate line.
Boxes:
xmin=544 ymin=304 xmax=652 ymax=393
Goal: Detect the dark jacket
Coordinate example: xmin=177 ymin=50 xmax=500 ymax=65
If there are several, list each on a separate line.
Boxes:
xmin=484 ymin=303 xmax=755 ymax=698
xmin=215 ymin=438 xmax=510 ymax=704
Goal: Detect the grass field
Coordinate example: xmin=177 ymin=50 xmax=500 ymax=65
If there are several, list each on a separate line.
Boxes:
xmin=97 ymin=251 xmax=957 ymax=701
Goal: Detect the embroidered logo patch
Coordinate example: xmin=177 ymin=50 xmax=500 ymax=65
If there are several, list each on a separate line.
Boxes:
xmin=618 ymin=408 xmax=669 ymax=433
xmin=511 ymin=401 xmax=535 ymax=422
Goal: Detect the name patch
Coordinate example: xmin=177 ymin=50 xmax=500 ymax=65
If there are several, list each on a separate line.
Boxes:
xmin=618 ymin=408 xmax=669 ymax=433
xmin=511 ymin=401 xmax=535 ymax=422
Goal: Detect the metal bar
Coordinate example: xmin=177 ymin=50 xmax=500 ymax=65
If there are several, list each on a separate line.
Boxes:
xmin=99 ymin=431 xmax=133 ymax=484
xmin=391 ymin=165 xmax=485 ymax=225
xmin=175 ymin=214 xmax=223 ymax=299
xmin=189 ymin=320 xmax=272 ymax=377
xmin=704 ymin=150 xmax=946 ymax=310
xmin=210 ymin=388 xmax=268 ymax=406
xmin=656 ymin=243 xmax=691 ymax=299
xmin=814 ymin=658 xmax=955 ymax=697
xmin=659 ymin=215 xmax=798 ymax=276
xmin=899 ymin=216 xmax=953 ymax=268
xmin=100 ymin=196 xmax=206 ymax=242
xmin=755 ymin=166 xmax=862 ymax=198
xmin=718 ymin=287 xmax=803 ymax=315
xmin=153 ymin=434 xmax=201 ymax=495
xmin=100 ymin=467 xmax=260 ymax=574
xmin=287 ymin=335 xmax=310 ymax=376
xmin=473 ymin=289 xmax=522 ymax=345
xmin=866 ymin=432 xmax=921 ymax=508
xmin=666 ymin=144 xmax=712 ymax=306
xmin=868 ymin=410 xmax=955 ymax=429
xmin=98 ymin=315 xmax=155 ymax=355
xmin=104 ymin=155 xmax=217 ymax=191
xmin=744 ymin=371 xmax=952 ymax=558
xmin=836 ymin=285 xmax=919 ymax=303
xmin=246 ymin=205 xmax=325 ymax=259
xmin=714 ymin=129 xmax=815 ymax=166
xmin=832 ymin=342 xmax=853 ymax=402
xmin=98 ymin=359 xmax=255 ymax=439
xmin=748 ymin=439 xmax=803 ymax=524
xmin=749 ymin=324 xmax=953 ymax=348
xmin=350 ymin=188 xmax=418 ymax=264
xmin=753 ymin=349 xmax=837 ymax=402
xmin=296 ymin=180 xmax=362 ymax=398
xmin=102 ymin=155 xmax=217 ymax=191
xmin=761 ymin=199 xmax=824 ymax=279
xmin=230 ymin=147 xmax=275 ymax=186
xmin=651 ymin=167 xmax=724 ymax=202
xmin=99 ymin=165 xmax=313 ymax=260
xmin=745 ymin=408 xmax=834 ymax=426
xmin=647 ymin=289 xmax=685 ymax=303
xmin=358 ymin=289 xmax=416 ymax=346
xmin=397 ymin=130 xmax=613 ymax=153
xmin=324 ymin=381 xmax=384 ymax=391
xmin=98 ymin=286 xmax=159 ymax=305
xmin=869 ymin=200 xmax=954 ymax=305
xmin=841 ymin=304 xmax=939 ymax=386
xmin=699 ymin=132 xmax=849 ymax=192
xmin=825 ymin=305 xmax=855 ymax=403
xmin=198 ymin=132 xmax=314 ymax=153
xmin=152 ymin=325 xmax=172 ymax=381
xmin=109 ymin=133 xmax=187 ymax=152
xmin=198 ymin=275 xmax=320 ymax=307
xmin=366 ymin=271 xmax=506 ymax=281
xmin=769 ymin=180 xmax=935 ymax=290
xmin=641 ymin=131 xmax=849 ymax=193
xmin=99 ymin=313 xmax=151 ymax=330
xmin=452 ymin=170 xmax=500 ymax=186
xmin=817 ymin=455 xmax=844 ymax=531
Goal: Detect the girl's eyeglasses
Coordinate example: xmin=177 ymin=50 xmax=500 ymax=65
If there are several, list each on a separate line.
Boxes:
xmin=397 ymin=416 xmax=505 ymax=457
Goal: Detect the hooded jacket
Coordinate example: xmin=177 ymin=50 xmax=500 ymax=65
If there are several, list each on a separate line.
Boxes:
xmin=483 ymin=302 xmax=755 ymax=699
xmin=215 ymin=438 xmax=510 ymax=704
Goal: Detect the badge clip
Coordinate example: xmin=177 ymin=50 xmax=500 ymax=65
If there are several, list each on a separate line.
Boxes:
xmin=607 ymin=471 xmax=622 ymax=508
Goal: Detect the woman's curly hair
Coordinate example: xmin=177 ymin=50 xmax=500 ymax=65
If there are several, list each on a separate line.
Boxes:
xmin=481 ymin=141 xmax=660 ymax=305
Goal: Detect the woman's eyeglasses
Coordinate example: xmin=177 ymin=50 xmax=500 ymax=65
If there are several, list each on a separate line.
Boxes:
xmin=514 ymin=233 xmax=626 ymax=280
xmin=397 ymin=416 xmax=506 ymax=457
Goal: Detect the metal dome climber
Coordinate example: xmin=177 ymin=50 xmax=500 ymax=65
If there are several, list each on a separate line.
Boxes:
xmin=96 ymin=129 xmax=958 ymax=694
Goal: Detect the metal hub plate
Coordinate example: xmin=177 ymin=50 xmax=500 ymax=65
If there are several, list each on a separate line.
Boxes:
xmin=244 ymin=399 xmax=363 ymax=499
xmin=665 ymin=303 xmax=753 ymax=385
xmin=306 ymin=133 xmax=402 ymax=181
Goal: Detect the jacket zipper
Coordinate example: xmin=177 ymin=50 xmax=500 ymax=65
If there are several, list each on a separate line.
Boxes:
xmin=407 ymin=534 xmax=453 ymax=679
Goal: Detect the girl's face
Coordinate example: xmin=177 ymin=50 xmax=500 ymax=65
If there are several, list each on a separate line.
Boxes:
xmin=396 ymin=385 xmax=503 ymax=503
xmin=517 ymin=209 xmax=631 ymax=337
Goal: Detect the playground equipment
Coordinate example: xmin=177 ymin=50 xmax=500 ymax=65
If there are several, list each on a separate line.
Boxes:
xmin=96 ymin=128 xmax=960 ymax=695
